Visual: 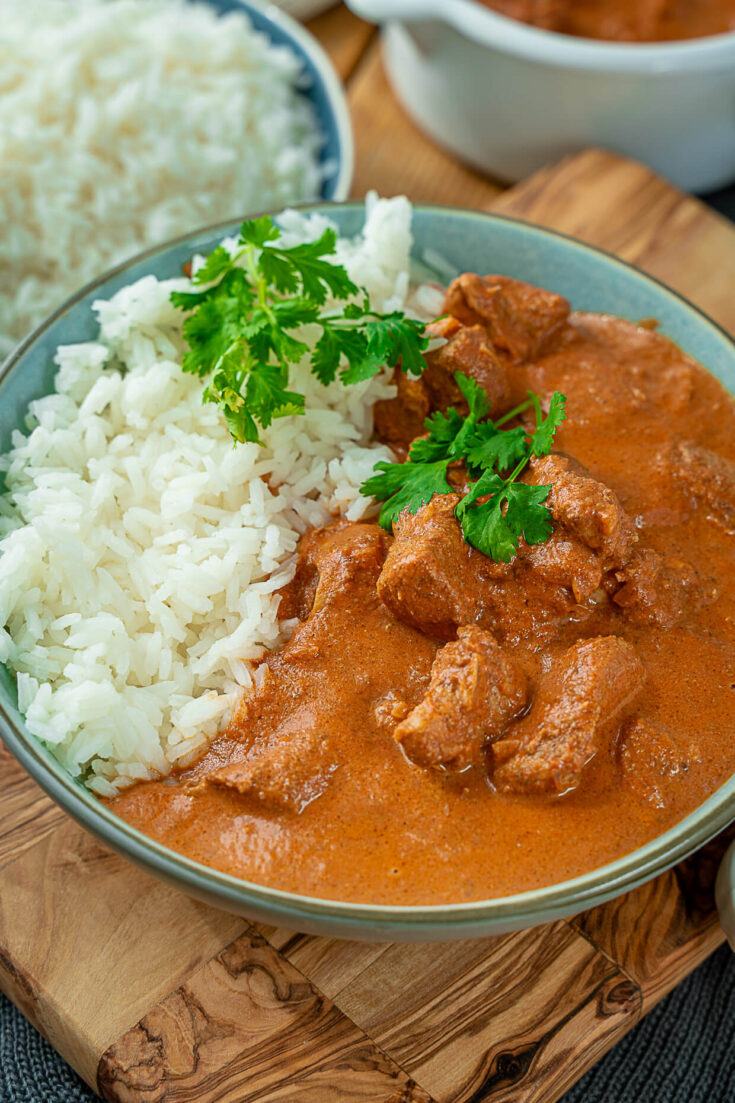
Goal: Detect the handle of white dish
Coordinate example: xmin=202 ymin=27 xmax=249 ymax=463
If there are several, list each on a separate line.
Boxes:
xmin=715 ymin=840 xmax=735 ymax=949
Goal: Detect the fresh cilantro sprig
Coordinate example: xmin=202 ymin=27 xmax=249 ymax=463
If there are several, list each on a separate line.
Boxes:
xmin=170 ymin=216 xmax=429 ymax=444
xmin=361 ymin=374 xmax=566 ymax=563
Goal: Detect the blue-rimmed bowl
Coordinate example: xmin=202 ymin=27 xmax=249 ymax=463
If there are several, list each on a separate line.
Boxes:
xmin=203 ymin=0 xmax=353 ymax=200
xmin=2 ymin=204 xmax=735 ymax=941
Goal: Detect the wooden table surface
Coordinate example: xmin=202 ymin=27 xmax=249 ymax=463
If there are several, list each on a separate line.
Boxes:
xmin=307 ymin=4 xmax=507 ymax=208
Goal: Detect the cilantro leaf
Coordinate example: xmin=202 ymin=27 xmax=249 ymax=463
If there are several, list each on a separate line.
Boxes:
xmin=171 ymin=214 xmax=427 ymax=444
xmin=238 ymin=216 xmax=281 ymax=249
xmin=362 ymin=379 xmax=567 ymax=564
xmin=361 ymin=459 xmax=451 ymax=529
xmin=338 ymin=315 xmax=429 ymax=384
xmin=259 ymin=229 xmax=358 ymax=305
xmin=368 ymin=316 xmax=429 ymax=378
xmin=505 ymin=482 xmax=553 ymax=545
xmin=531 ymin=391 xmax=566 ymax=456
xmin=180 ymin=295 xmax=244 ymax=378
xmin=465 ymin=422 xmax=528 ymax=472
xmin=191 ymin=245 xmax=236 ymax=286
xmin=312 ymin=326 xmax=369 ymax=386
xmin=459 ymin=493 xmax=518 ymax=564
xmin=408 ymin=408 xmax=464 ymax=463
xmin=245 ymin=365 xmax=305 ymax=430
xmin=454 ymin=372 xmax=491 ymax=421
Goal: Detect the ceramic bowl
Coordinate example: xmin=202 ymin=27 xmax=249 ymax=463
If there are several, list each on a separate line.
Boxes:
xmin=204 ymin=0 xmax=353 ymax=200
xmin=346 ymin=0 xmax=735 ymax=192
xmin=2 ymin=204 xmax=735 ymax=941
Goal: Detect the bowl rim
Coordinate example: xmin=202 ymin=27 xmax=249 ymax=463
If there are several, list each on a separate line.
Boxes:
xmin=347 ymin=0 xmax=735 ymax=73
xmin=2 ymin=199 xmax=735 ymax=931
xmin=236 ymin=0 xmax=354 ymax=199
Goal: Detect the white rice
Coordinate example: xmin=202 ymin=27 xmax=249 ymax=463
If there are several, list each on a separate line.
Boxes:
xmin=0 ymin=0 xmax=326 ymax=358
xmin=0 ymin=197 xmax=444 ymax=795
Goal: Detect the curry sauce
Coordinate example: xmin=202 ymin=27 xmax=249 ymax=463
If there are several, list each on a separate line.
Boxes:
xmin=479 ymin=0 xmax=735 ymax=42
xmin=110 ymin=273 xmax=735 ymax=906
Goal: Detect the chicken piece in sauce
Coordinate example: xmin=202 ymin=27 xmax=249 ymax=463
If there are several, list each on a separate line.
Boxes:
xmin=199 ymin=728 xmax=337 ymax=815
xmin=444 ymin=273 xmax=571 ymax=363
xmin=609 ymin=546 xmax=711 ymax=628
xmin=493 ymin=636 xmax=646 ymax=795
xmin=618 ymin=718 xmax=701 ymax=811
xmin=108 ymin=266 xmax=735 ymax=908
xmin=669 ymin=439 xmax=735 ymax=532
xmin=394 ymin=626 xmax=528 ymax=771
xmin=378 ymin=454 xmax=639 ymax=643
xmin=373 ymin=273 xmax=568 ymax=455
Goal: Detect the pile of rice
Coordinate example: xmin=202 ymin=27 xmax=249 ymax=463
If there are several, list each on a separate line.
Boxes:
xmin=0 ymin=197 xmax=443 ymax=795
xmin=0 ymin=0 xmax=326 ymax=358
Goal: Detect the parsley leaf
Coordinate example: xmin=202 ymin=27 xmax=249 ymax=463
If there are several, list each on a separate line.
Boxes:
xmin=361 ymin=369 xmax=567 ymax=564
xmin=459 ymin=490 xmax=518 ymax=564
xmin=531 ymin=391 xmax=567 ymax=455
xmin=191 ymin=245 xmax=237 ymax=286
xmin=361 ymin=459 xmax=452 ymax=529
xmin=171 ymin=216 xmax=430 ymax=443
xmin=465 ymin=422 xmax=528 ymax=471
xmin=239 ymin=216 xmax=281 ymax=249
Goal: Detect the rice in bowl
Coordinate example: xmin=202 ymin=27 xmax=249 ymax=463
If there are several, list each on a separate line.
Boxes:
xmin=0 ymin=197 xmax=441 ymax=795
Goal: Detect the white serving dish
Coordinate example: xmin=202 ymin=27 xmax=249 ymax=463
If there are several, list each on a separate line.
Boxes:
xmin=346 ymin=0 xmax=735 ymax=192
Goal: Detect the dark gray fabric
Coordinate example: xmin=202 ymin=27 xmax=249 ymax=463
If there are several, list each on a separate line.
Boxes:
xmin=3 ymin=181 xmax=735 ymax=1103
xmin=2 ymin=941 xmax=735 ymax=1101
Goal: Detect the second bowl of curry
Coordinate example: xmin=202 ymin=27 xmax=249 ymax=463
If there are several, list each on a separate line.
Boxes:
xmin=348 ymin=0 xmax=735 ymax=191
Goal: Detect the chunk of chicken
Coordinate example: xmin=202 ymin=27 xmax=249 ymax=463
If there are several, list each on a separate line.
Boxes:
xmin=525 ymin=454 xmax=636 ymax=569
xmin=669 ymin=440 xmax=735 ymax=531
xmin=378 ymin=457 xmax=636 ymax=642
xmin=421 ymin=316 xmax=512 ymax=415
xmin=618 ymin=717 xmax=700 ymax=810
xmin=492 ymin=636 xmax=646 ymax=795
xmin=376 ymin=493 xmax=503 ymax=640
xmin=200 ymin=730 xmax=336 ymax=815
xmin=279 ymin=521 xmax=392 ymax=622
xmin=373 ymin=369 xmax=431 ymax=457
xmin=394 ymin=626 xmax=528 ymax=771
xmin=609 ymin=546 xmax=713 ymax=628
xmin=444 ymin=273 xmax=570 ymax=363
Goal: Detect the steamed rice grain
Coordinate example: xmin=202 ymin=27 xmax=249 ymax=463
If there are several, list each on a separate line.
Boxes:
xmin=0 ymin=198 xmax=442 ymax=794
xmin=0 ymin=0 xmax=326 ymax=357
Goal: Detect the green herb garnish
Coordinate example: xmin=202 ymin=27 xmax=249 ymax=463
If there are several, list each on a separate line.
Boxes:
xmin=170 ymin=216 xmax=429 ymax=444
xmin=361 ymin=375 xmax=566 ymax=563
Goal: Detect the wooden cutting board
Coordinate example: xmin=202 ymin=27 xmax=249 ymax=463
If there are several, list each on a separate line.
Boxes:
xmin=2 ymin=147 xmax=735 ymax=1103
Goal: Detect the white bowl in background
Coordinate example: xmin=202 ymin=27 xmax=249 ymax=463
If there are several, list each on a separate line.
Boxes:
xmin=346 ymin=0 xmax=735 ymax=192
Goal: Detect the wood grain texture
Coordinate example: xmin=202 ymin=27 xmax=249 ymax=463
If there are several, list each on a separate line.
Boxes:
xmin=254 ymin=925 xmax=390 ymax=1000
xmin=492 ymin=148 xmax=735 ymax=334
xmin=0 ymin=742 xmax=64 ymax=871
xmin=305 ymin=5 xmax=374 ymax=82
xmin=332 ymin=924 xmax=640 ymax=1103
xmin=0 ymin=820 xmax=245 ymax=1086
xmin=97 ymin=929 xmax=432 ymax=1103
xmin=573 ymin=827 xmax=735 ymax=1013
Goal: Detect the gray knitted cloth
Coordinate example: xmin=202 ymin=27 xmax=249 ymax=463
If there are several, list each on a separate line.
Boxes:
xmin=2 ymin=941 xmax=735 ymax=1101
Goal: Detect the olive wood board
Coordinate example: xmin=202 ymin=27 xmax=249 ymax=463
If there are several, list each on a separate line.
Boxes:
xmin=3 ymin=10 xmax=735 ymax=1097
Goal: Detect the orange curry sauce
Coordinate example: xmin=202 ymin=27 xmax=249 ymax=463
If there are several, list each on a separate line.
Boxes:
xmin=479 ymin=0 xmax=735 ymax=42
xmin=109 ymin=274 xmax=735 ymax=906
